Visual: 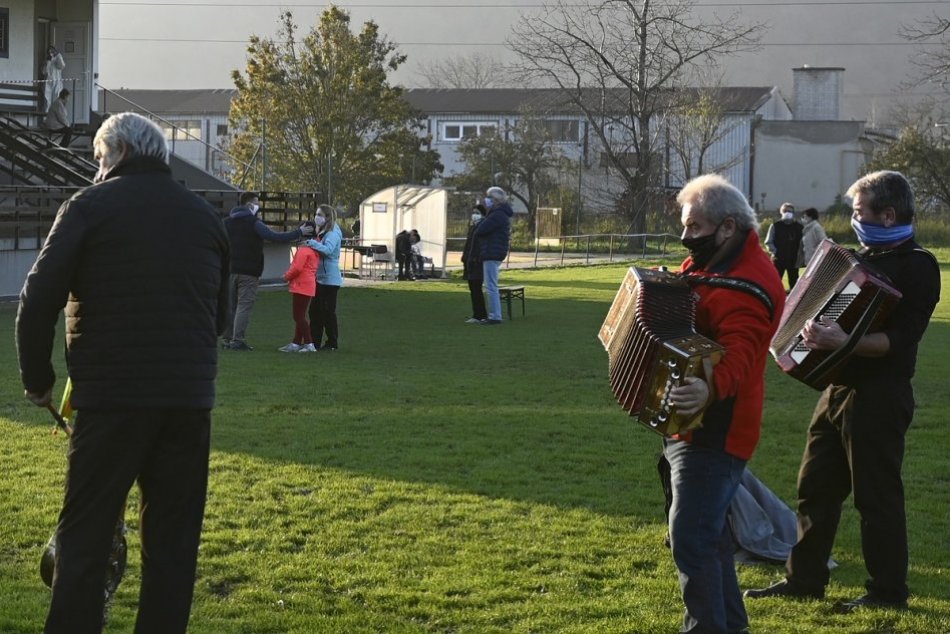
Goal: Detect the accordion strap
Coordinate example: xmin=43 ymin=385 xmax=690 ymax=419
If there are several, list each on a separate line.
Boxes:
xmin=685 ymin=274 xmax=776 ymax=322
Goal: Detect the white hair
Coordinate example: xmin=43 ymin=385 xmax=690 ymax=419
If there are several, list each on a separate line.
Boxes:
xmin=677 ymin=174 xmax=759 ymax=232
xmin=94 ymin=112 xmax=169 ymax=165
xmin=486 ymin=186 xmax=508 ymax=203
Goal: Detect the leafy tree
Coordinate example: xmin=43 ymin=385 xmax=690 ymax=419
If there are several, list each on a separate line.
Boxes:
xmin=865 ymin=114 xmax=950 ymax=212
xmin=448 ymin=112 xmax=563 ymax=228
xmin=228 ymin=8 xmax=441 ymax=207
xmin=508 ymin=0 xmax=762 ymax=232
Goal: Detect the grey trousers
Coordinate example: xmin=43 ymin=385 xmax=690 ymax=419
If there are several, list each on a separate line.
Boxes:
xmin=222 ymin=273 xmax=260 ymax=343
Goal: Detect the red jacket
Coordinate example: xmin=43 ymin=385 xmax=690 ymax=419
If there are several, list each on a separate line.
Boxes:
xmin=283 ymin=246 xmax=319 ymax=297
xmin=675 ymin=230 xmax=786 ymax=460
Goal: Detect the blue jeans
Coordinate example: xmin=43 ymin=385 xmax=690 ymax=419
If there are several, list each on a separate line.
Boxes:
xmin=483 ymin=260 xmax=502 ymax=321
xmin=664 ymin=439 xmax=748 ymax=634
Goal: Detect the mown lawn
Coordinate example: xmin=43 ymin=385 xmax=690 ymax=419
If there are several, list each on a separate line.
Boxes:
xmin=1 ymin=253 xmax=948 ymax=633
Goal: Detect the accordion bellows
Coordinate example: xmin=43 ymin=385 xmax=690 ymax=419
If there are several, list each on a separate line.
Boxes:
xmin=599 ymin=267 xmax=724 ymax=436
xmin=770 ymin=239 xmax=902 ymax=389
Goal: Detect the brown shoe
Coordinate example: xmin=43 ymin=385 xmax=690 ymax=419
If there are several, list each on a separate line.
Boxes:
xmin=744 ymin=579 xmax=823 ymax=600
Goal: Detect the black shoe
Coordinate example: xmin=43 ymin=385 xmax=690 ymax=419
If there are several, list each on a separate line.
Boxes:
xmin=834 ymin=593 xmax=907 ymax=614
xmin=744 ymin=580 xmax=823 ymax=600
xmin=321 ymin=345 xmax=338 ymax=351
xmin=228 ymin=341 xmax=254 ymax=351
xmin=221 ymin=339 xmax=232 ymax=349
xmin=479 ymin=319 xmax=503 ymax=326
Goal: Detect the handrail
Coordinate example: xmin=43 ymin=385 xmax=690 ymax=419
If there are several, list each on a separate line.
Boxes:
xmin=96 ymin=83 xmax=253 ymax=173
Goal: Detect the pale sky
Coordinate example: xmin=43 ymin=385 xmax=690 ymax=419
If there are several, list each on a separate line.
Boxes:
xmin=97 ymin=0 xmax=949 ymax=123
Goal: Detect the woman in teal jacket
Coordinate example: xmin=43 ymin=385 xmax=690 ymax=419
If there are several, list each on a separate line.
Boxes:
xmin=306 ymin=204 xmax=344 ymax=350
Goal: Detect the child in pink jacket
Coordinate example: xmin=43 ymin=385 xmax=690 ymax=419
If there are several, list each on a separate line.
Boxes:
xmin=279 ymin=239 xmax=320 ymax=353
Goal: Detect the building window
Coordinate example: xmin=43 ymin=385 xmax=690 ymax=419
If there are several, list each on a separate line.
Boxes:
xmin=544 ymin=119 xmax=579 ymax=143
xmin=158 ymin=119 xmax=202 ymax=142
xmin=442 ymin=122 xmax=496 ymax=142
xmin=216 ymin=124 xmax=228 ymax=137
xmin=0 ymin=9 xmax=9 ymax=59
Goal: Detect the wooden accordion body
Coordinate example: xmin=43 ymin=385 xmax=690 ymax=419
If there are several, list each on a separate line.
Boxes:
xmin=598 ymin=267 xmax=724 ymax=437
xmin=770 ymin=239 xmax=902 ymax=390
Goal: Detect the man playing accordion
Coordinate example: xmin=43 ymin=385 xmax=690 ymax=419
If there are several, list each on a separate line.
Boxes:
xmin=745 ymin=171 xmax=941 ymax=614
xmin=664 ymin=175 xmax=786 ymax=633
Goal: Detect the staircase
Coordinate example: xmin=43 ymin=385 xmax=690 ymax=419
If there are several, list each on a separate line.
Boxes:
xmin=0 ymin=115 xmax=96 ymax=187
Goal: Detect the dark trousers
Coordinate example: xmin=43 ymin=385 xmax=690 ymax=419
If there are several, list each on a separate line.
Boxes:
xmin=45 ymin=409 xmax=211 ymax=634
xmin=50 ymin=126 xmax=73 ymax=147
xmin=308 ymin=283 xmax=340 ymax=348
xmin=772 ymin=258 xmax=799 ymax=289
xmin=291 ymin=292 xmax=313 ymax=344
xmin=397 ymin=254 xmax=412 ymax=279
xmin=467 ymin=278 xmax=487 ymax=320
xmin=787 ymin=382 xmax=914 ymax=601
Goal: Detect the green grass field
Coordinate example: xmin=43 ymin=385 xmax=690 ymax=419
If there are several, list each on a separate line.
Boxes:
xmin=1 ymin=254 xmax=948 ymax=633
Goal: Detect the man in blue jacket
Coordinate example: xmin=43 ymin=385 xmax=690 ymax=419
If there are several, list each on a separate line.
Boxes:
xmin=474 ymin=186 xmax=514 ymax=325
xmin=223 ymin=193 xmax=313 ymax=350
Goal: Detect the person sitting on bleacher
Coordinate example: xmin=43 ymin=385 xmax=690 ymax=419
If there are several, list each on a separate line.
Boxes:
xmin=45 ymin=89 xmax=73 ymax=147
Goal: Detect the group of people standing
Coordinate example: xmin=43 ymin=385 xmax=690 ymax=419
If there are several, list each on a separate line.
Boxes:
xmin=461 ymin=186 xmax=514 ymax=325
xmin=764 ymin=202 xmax=829 ymax=290
xmin=664 ymin=171 xmax=939 ymax=633
xmin=222 ymin=194 xmax=344 ymax=354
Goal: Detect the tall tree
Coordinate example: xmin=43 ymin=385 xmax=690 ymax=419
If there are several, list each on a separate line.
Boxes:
xmin=901 ymin=14 xmax=950 ymax=91
xmin=229 ymin=8 xmax=441 ymax=206
xmin=448 ymin=111 xmax=563 ymax=228
xmin=415 ymin=52 xmax=509 ymax=89
xmin=508 ymin=0 xmax=762 ymax=231
xmin=665 ymin=86 xmax=744 ymax=183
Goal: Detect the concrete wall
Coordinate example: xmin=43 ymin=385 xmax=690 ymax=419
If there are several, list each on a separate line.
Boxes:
xmin=0 ymin=0 xmax=37 ymax=81
xmin=753 ymin=120 xmax=868 ymax=212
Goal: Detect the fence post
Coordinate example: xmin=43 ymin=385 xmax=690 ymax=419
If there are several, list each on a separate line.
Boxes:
xmin=609 ymin=234 xmax=614 ymax=262
xmin=560 ymin=237 xmax=566 ymax=266
xmin=586 ymin=235 xmax=592 ymax=264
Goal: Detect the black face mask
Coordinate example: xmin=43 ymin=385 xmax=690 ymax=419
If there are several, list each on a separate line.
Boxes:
xmin=681 ymin=228 xmax=721 ymax=269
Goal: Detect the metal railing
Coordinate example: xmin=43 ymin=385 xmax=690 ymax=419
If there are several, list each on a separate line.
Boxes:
xmin=97 ymin=83 xmax=252 ymax=181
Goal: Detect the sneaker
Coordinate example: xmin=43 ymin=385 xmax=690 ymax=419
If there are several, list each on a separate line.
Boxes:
xmin=221 ymin=338 xmax=232 ymax=349
xmin=479 ymin=319 xmax=503 ymax=326
xmin=743 ymin=579 xmax=823 ymax=600
xmin=834 ymin=593 xmax=907 ymax=614
xmin=229 ymin=341 xmax=254 ymax=351
xmin=297 ymin=343 xmax=318 ymax=353
xmin=465 ymin=317 xmax=483 ymax=324
xmin=278 ymin=343 xmax=302 ymax=352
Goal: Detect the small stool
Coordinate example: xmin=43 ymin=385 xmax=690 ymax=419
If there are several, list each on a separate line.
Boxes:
xmin=499 ymin=286 xmax=525 ymax=320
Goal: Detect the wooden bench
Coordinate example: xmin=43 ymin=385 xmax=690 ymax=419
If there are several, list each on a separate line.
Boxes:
xmin=499 ymin=286 xmax=525 ymax=320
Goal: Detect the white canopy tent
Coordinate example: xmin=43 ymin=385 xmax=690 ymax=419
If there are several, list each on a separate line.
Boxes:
xmin=359 ymin=185 xmax=449 ymax=277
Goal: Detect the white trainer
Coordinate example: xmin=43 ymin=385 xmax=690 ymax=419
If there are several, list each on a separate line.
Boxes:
xmin=279 ymin=343 xmax=302 ymax=352
xmin=297 ymin=343 xmax=318 ymax=353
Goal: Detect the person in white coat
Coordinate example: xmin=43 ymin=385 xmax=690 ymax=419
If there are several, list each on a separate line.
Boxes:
xmin=800 ymin=207 xmax=828 ymax=264
xmin=43 ymin=47 xmax=66 ymax=112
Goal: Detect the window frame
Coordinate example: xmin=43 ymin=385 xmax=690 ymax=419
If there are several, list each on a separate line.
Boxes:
xmin=441 ymin=121 xmax=497 ymax=142
xmin=0 ymin=9 xmax=10 ymax=59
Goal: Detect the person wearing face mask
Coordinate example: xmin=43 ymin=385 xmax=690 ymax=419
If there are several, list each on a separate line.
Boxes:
xmin=305 ymin=204 xmax=344 ymax=350
xmin=460 ymin=203 xmax=488 ymax=323
xmin=16 ymin=112 xmax=229 ymax=634
xmin=745 ymin=171 xmax=940 ymax=615
xmin=664 ymin=174 xmax=785 ymax=634
xmin=764 ymin=202 xmax=805 ymax=290
xmin=222 ymin=192 xmax=315 ymax=350
xmin=799 ymin=207 xmax=828 ymax=264
xmin=474 ymin=187 xmax=514 ymax=325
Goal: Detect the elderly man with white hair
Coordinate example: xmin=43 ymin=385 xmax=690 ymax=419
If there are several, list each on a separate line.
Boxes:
xmin=662 ymin=174 xmax=785 ymax=634
xmin=474 ymin=186 xmax=513 ymax=325
xmin=16 ymin=112 xmax=230 ymax=633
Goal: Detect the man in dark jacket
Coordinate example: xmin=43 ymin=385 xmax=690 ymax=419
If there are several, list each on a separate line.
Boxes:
xmin=16 ymin=112 xmax=230 ymax=634
xmin=395 ymin=229 xmax=413 ymax=280
xmin=223 ymin=192 xmax=312 ymax=350
xmin=474 ymin=186 xmax=513 ymax=325
xmin=764 ymin=202 xmax=804 ymax=290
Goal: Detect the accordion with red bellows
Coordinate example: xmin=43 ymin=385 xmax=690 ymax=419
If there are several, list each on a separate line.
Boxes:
xmin=770 ymin=240 xmax=902 ymax=389
xmin=598 ymin=267 xmax=724 ymax=436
